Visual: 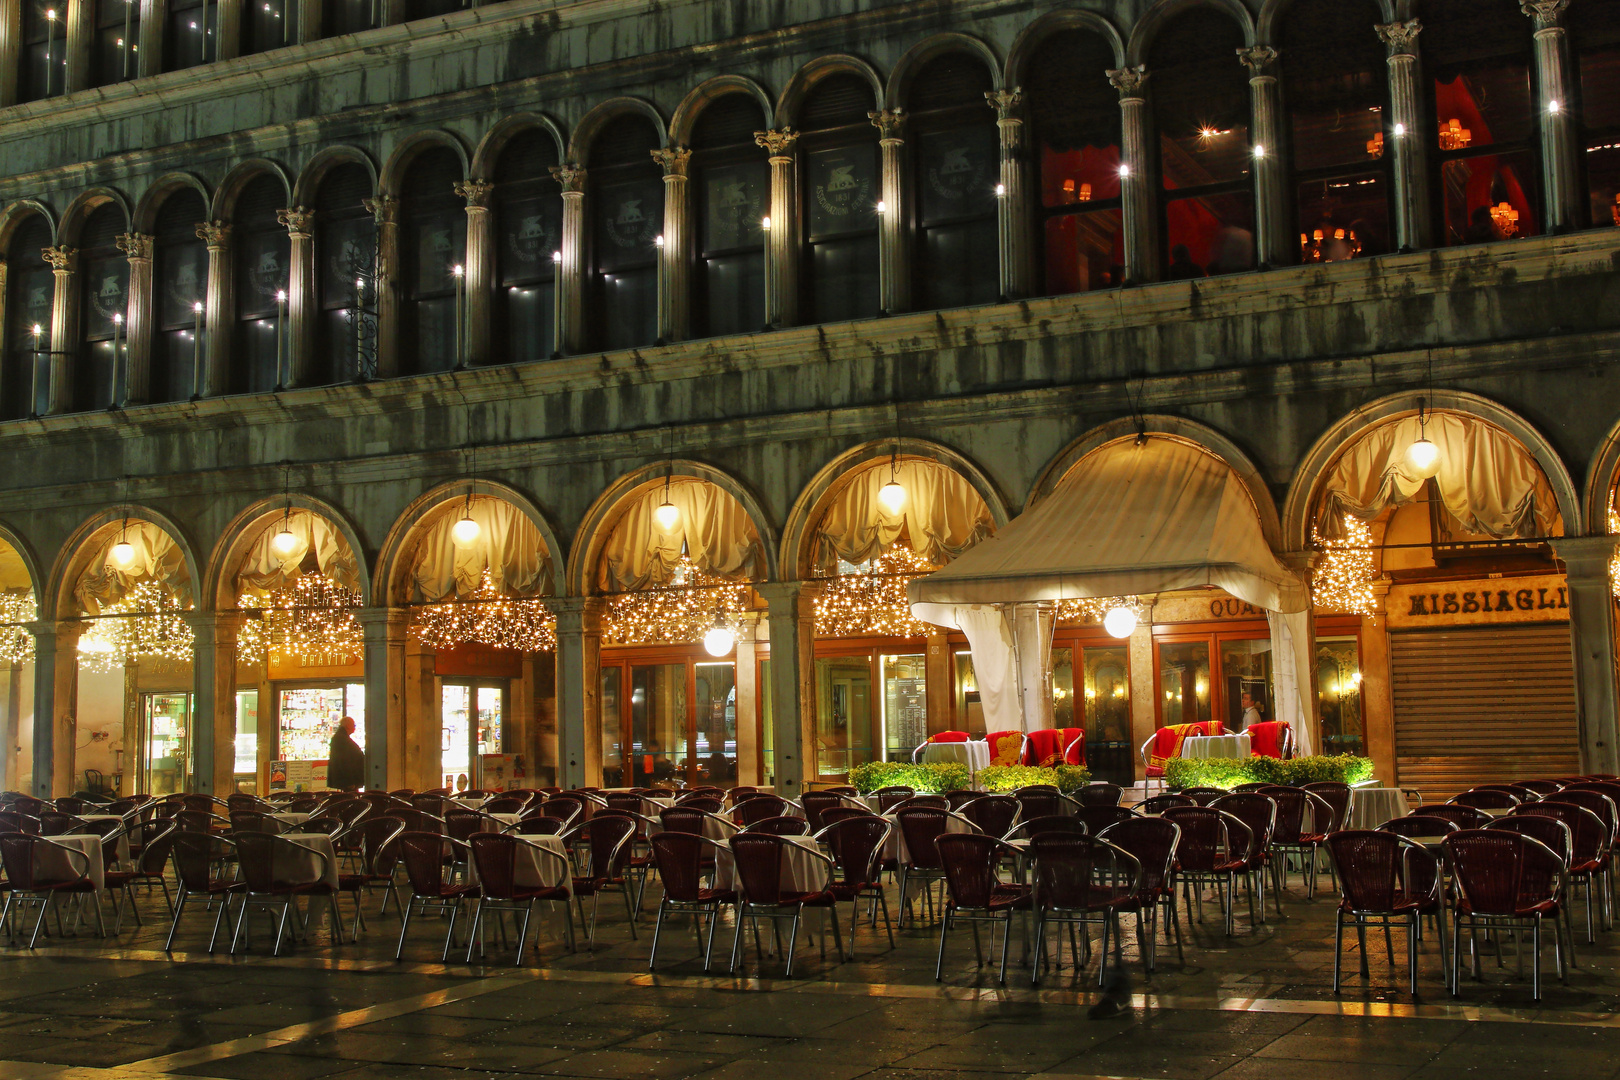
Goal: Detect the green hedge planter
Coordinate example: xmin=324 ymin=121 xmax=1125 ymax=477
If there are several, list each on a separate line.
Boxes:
xmin=847 ymin=761 xmax=972 ymax=794
xmin=978 ymin=764 xmax=1093 ymax=794
xmin=1163 ymin=754 xmax=1376 ymax=791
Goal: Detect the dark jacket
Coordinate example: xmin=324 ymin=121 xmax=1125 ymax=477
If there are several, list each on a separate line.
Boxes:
xmin=327 ymin=730 xmax=366 ymax=791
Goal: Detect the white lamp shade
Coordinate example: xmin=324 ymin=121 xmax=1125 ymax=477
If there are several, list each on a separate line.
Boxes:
xmin=1405 ymin=437 xmax=1441 ymax=479
xmin=109 ymin=540 xmax=136 ymax=568
xmin=271 ymin=528 xmax=300 ymax=556
xmin=702 ymin=624 xmax=735 ymax=657
xmin=653 ymin=501 xmax=682 ymax=531
xmin=451 ymin=515 xmax=482 ymax=546
xmin=1103 ymin=606 xmax=1138 ymax=639
xmin=877 ymin=480 xmax=907 ymax=515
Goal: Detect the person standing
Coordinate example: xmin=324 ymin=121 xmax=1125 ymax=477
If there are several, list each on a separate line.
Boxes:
xmin=1239 ymin=690 xmax=1264 ymax=732
xmin=327 ymin=715 xmax=366 ymax=792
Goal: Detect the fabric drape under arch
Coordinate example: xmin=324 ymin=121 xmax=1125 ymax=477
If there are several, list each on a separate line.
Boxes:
xmin=812 ymin=458 xmax=994 ymax=572
xmin=1315 ymin=413 xmax=1563 ymax=541
xmin=409 ymin=498 xmax=553 ymax=603
xmin=598 ymin=479 xmax=764 ymax=592
xmin=235 ymin=511 xmax=361 ymax=598
xmin=74 ymin=521 xmax=193 ymax=615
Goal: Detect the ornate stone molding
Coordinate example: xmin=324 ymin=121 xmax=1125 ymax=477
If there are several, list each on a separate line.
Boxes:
xmin=984 ymin=89 xmax=1022 ymax=122
xmin=1106 ymin=65 xmax=1149 ymax=96
xmin=276 ymin=207 xmax=315 ymax=237
xmin=196 ymin=220 xmax=231 ymax=248
xmin=548 ymin=164 xmax=586 ymax=193
xmin=453 ymin=179 xmax=494 ymax=207
xmin=42 ymin=246 xmax=76 ymax=272
xmin=1520 ymin=0 xmax=1568 ymax=25
xmin=115 ymin=232 xmax=153 ymax=260
xmin=1376 ymin=20 xmax=1422 ymax=51
xmin=362 ymin=195 xmax=398 ymax=225
xmin=868 ymin=108 xmax=906 ymax=143
xmin=649 ymin=147 xmax=692 ymax=177
xmin=753 ymin=128 xmax=799 ymax=159
xmin=1237 ymin=46 xmax=1278 ymax=75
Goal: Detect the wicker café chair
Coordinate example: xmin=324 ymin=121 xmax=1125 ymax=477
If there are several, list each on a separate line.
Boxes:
xmin=894 ymin=806 xmax=953 ymax=928
xmin=0 ymin=833 xmax=103 ymax=947
xmin=1325 ymin=830 xmax=1446 ymax=995
xmin=1516 ymin=801 xmax=1610 ymax=940
xmin=1027 ymin=833 xmax=1139 ymax=987
xmin=565 ymin=815 xmax=639 ymax=949
xmin=1411 ymin=805 xmax=1491 ymax=829
xmin=1004 ymin=815 xmax=1086 ymax=841
xmin=1445 ymin=829 xmax=1570 ymax=1000
xmin=391 ymin=831 xmax=476 ymax=961
xmin=873 ymin=787 xmax=915 ymax=814
xmin=464 ymin=833 xmax=575 ymax=965
xmin=1099 ymin=815 xmax=1184 ymax=970
xmin=727 ymin=833 xmax=840 ymax=977
xmin=647 ymin=831 xmax=735 ymax=972
xmin=958 ymin=794 xmax=1019 ymax=838
xmin=1211 ymin=792 xmax=1281 ymax=921
xmin=1139 ymin=794 xmax=1195 ymax=815
xmin=1302 ymin=782 xmax=1352 ymax=834
xmin=1077 ymin=783 xmax=1124 ymax=807
xmin=1013 ymin=787 xmax=1069 ymax=822
xmin=934 ymin=832 xmax=1033 ymax=984
xmin=799 ymin=791 xmax=846 ymax=833
xmin=1160 ymin=806 xmax=1252 ymax=936
xmin=1075 ymin=806 xmax=1136 ymax=835
xmin=1450 ymin=788 xmax=1521 ymax=811
xmin=732 ymin=794 xmax=795 ymax=827
xmin=165 ymin=832 xmax=242 ymax=952
xmin=231 ymin=831 xmax=342 ymax=955
xmin=945 ymin=790 xmax=982 ymax=812
xmin=815 ymin=813 xmax=896 ymax=958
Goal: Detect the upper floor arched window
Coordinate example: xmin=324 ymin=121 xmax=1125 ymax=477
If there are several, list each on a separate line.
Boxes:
xmin=1281 ymin=0 xmax=1392 ymax=263
xmin=906 ymin=53 xmax=999 ymax=310
xmin=91 ymin=0 xmax=139 ymax=87
xmin=152 ymin=188 xmax=206 ymax=403
xmin=798 ymin=73 xmax=881 ymax=323
xmin=1571 ymin=0 xmax=1620 ymax=229
xmin=1422 ymin=0 xmax=1540 ymax=245
xmin=1028 ymin=30 xmax=1124 ymax=294
xmin=75 ymin=202 xmax=127 ymax=412
xmin=314 ymin=163 xmax=375 ymax=383
xmin=691 ymin=94 xmax=768 ymax=337
xmin=21 ymin=0 xmax=65 ymax=101
xmin=493 ymin=130 xmax=561 ymax=362
xmin=243 ymin=0 xmax=297 ymax=55
xmin=588 ymin=115 xmax=663 ymax=351
xmin=1151 ymin=8 xmax=1255 ymax=278
xmin=233 ymin=174 xmax=288 ymax=393
xmin=4 ymin=216 xmax=53 ymax=419
xmin=167 ymin=0 xmax=216 ymax=70
xmin=399 ymin=147 xmax=465 ymax=375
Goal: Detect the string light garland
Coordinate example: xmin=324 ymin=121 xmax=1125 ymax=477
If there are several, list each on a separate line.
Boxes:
xmin=1311 ymin=515 xmax=1380 ymax=616
xmin=604 ymin=556 xmax=749 ymax=645
xmin=238 ymin=570 xmax=364 ymax=665
xmin=815 ymin=545 xmax=937 ymax=639
xmin=77 ymin=580 xmax=194 ymax=672
xmin=1056 ymin=595 xmax=1143 ymax=627
xmin=411 ymin=568 xmax=557 ymax=652
xmin=1608 ymin=506 xmax=1619 ymax=603
xmin=0 ymin=591 xmax=36 ymax=664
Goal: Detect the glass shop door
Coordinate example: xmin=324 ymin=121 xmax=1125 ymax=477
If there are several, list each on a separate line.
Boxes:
xmin=441 ymin=680 xmax=507 ymax=791
xmin=140 ymin=692 xmax=191 ymax=797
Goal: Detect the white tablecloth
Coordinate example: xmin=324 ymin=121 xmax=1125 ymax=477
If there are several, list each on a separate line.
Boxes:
xmin=641 ymin=796 xmax=676 ymax=817
xmin=274 ymin=833 xmax=339 ymax=889
xmin=882 ymin=811 xmax=975 ymax=864
xmin=466 ymin=835 xmax=572 ymax=896
xmin=715 ymin=834 xmax=829 ymax=894
xmin=485 ymin=813 xmax=523 ymax=832
xmin=725 ymin=801 xmax=806 ymax=824
xmin=651 ymin=810 xmax=737 ymax=842
xmin=78 ymin=816 xmax=131 ymax=867
xmin=920 ymin=741 xmax=990 ymax=772
xmin=1180 ymin=734 xmax=1252 ymax=761
xmin=37 ymin=835 xmax=103 ymax=891
xmin=269 ymin=812 xmax=312 ymax=829
xmin=1346 ymin=787 xmax=1411 ymax=830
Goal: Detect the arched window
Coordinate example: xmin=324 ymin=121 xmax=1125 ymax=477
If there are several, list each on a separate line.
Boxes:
xmin=399 ymin=147 xmax=465 ymax=374
xmin=242 ymin=0 xmax=296 ymax=54
xmin=1281 ymin=0 xmax=1392 ymax=262
xmin=166 ymin=0 xmax=215 ymax=69
xmin=1571 ymin=0 xmax=1620 ymax=228
xmin=1028 ymin=31 xmax=1124 ymax=294
xmin=314 ymin=163 xmax=375 ymax=383
xmin=691 ymin=94 xmax=768 ymax=337
xmin=75 ymin=203 xmax=126 ymax=412
xmin=907 ymin=53 xmax=999 ymax=310
xmin=798 ymin=74 xmax=881 ymax=322
xmin=493 ymin=130 xmax=561 ymax=362
xmin=21 ymin=0 xmax=66 ymax=101
xmin=4 ymin=216 xmax=53 ymax=419
xmin=1422 ymin=0 xmax=1540 ymax=245
xmin=588 ymin=115 xmax=663 ymax=351
xmin=152 ymin=189 xmax=206 ymax=403
xmin=233 ymin=175 xmax=288 ymax=394
xmin=1151 ymin=9 xmax=1255 ymax=278
xmin=91 ymin=0 xmax=139 ymax=86
xmin=323 ymin=0 xmax=376 ymax=36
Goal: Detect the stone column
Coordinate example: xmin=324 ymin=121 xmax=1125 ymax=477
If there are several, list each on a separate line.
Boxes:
xmin=116 ymin=232 xmax=153 ymax=406
xmin=195 ymin=221 xmax=232 ymax=397
xmin=357 ymin=607 xmax=406 ymax=791
xmin=1523 ymin=0 xmax=1579 ymax=232
xmin=548 ymin=165 xmax=586 ymax=356
xmin=1552 ymin=536 xmax=1620 ymax=775
xmin=758 ymin=581 xmax=817 ymax=800
xmin=651 ymin=146 xmax=692 ymax=343
xmin=64 ymin=0 xmax=91 ymax=92
xmin=1239 ymin=46 xmax=1288 ymax=267
xmin=0 ymin=0 xmax=20 ymax=107
xmin=277 ymin=207 xmax=315 ymax=388
xmin=29 ymin=620 xmax=77 ymax=798
xmin=986 ymin=90 xmax=1033 ymax=301
xmin=734 ymin=623 xmax=759 ymax=786
xmin=754 ymin=129 xmax=798 ymax=328
xmin=1378 ymin=20 xmax=1432 ymax=252
xmin=43 ymin=246 xmax=76 ymax=415
xmin=186 ymin=612 xmax=242 ymax=795
xmin=213 ymin=0 xmax=240 ymax=60
xmin=1360 ymin=580 xmax=1398 ymax=784
xmin=454 ymin=179 xmax=493 ymax=367
xmin=362 ymin=195 xmax=399 ymax=378
xmin=137 ymin=0 xmax=161 ymax=76
xmin=550 ymin=596 xmax=603 ymax=789
xmin=1107 ymin=65 xmax=1158 ymax=284
xmin=869 ymin=108 xmax=908 ymax=315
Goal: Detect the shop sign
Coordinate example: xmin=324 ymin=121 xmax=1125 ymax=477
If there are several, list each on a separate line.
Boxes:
xmin=268 ymin=651 xmax=363 ymax=680
xmin=1385 ymin=574 xmax=1569 ymax=629
xmin=1149 ymin=592 xmax=1270 ymax=624
xmin=435 ymin=644 xmax=523 ymax=679
xmin=481 ymin=754 xmax=525 ymax=792
xmin=268 ymin=758 xmax=329 ymax=792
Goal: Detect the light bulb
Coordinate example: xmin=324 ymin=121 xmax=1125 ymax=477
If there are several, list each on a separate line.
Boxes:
xmin=271 ymin=527 xmax=299 ymax=556
xmin=994 ymin=183 xmax=1006 ymax=197
xmin=551 ymin=250 xmax=562 ymax=263
xmin=703 ymin=619 xmax=735 ymax=657
xmin=451 ymin=514 xmax=481 ymax=546
xmin=1118 ymin=164 xmax=1131 ymax=178
xmin=1392 ymin=122 xmax=1406 ymax=137
xmin=761 ymin=216 xmax=771 ymax=230
xmin=1548 ymin=100 xmax=1561 ymax=114
xmin=653 ymin=501 xmax=681 ymax=531
xmin=109 ymin=539 xmax=136 ymax=568
xmin=1405 ymin=437 xmax=1441 ymax=479
xmin=1103 ymin=606 xmax=1138 ymax=639
xmin=878 ymin=479 xmax=907 ymax=515
xmin=876 ymin=201 xmax=887 ymax=214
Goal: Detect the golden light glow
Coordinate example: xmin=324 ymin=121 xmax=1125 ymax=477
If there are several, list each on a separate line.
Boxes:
xmin=1056 ymin=595 xmax=1142 ymax=627
xmin=411 ymin=567 xmax=556 ymax=652
xmin=451 ymin=515 xmax=482 ymax=547
xmin=653 ymin=501 xmax=682 ymax=531
xmin=0 ymin=591 xmax=36 ymax=664
xmin=77 ymin=580 xmax=194 ymax=672
xmin=814 ymin=545 xmax=936 ymax=639
xmin=270 ymin=526 xmax=300 ymax=556
xmin=238 ymin=571 xmax=363 ymax=665
xmin=605 ymin=556 xmax=749 ymax=645
xmin=109 ymin=539 xmax=136 ymax=567
xmin=1608 ymin=506 xmax=1619 ymax=603
xmin=1312 ymin=516 xmax=1379 ymax=616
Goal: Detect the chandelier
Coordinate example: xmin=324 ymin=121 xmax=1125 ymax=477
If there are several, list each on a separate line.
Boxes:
xmin=1489 ymin=201 xmax=1521 ymax=239
xmin=815 ymin=545 xmax=937 ymax=639
xmin=0 ymin=591 xmax=35 ymax=665
xmin=1300 ymin=226 xmax=1363 ymax=263
xmin=1311 ymin=516 xmax=1379 ymax=617
xmin=1438 ymin=118 xmax=1472 ymax=150
xmin=77 ymin=581 xmax=194 ymax=672
xmin=238 ymin=570 xmax=363 ymax=664
xmin=604 ymin=556 xmax=749 ymax=645
xmin=411 ymin=568 xmax=556 ymax=652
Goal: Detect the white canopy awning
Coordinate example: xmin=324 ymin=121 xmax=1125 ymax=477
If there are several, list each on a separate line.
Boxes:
xmin=909 ymin=435 xmax=1307 ymax=618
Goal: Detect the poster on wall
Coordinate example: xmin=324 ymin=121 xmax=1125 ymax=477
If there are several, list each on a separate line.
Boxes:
xmin=480 ymin=754 xmax=525 ymax=792
xmin=268 ymin=759 xmax=329 ymax=792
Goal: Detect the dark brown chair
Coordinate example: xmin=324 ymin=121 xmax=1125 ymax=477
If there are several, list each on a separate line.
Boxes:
xmin=1445 ymin=829 xmax=1570 ymax=1000
xmin=1139 ymin=794 xmax=1196 ymax=814
xmin=464 ymin=833 xmax=575 ymax=964
xmin=726 ymin=832 xmax=839 ymax=977
xmin=958 ymin=794 xmax=1018 ymax=838
xmin=1098 ymin=816 xmax=1183 ymax=970
xmin=1211 ymin=793 xmax=1280 ymax=921
xmin=647 ymin=831 xmax=734 ymax=972
xmin=894 ymin=806 xmax=952 ymax=928
xmin=1412 ymin=804 xmax=1491 ymax=829
xmin=1325 ymin=830 xmax=1445 ymax=995
xmin=1026 ymin=833 xmax=1138 ymax=986
xmin=391 ymin=831 xmax=476 ymax=961
xmin=1517 ymin=800 xmax=1609 ymax=940
xmin=799 ymin=791 xmax=845 ymax=833
xmin=1450 ymin=788 xmax=1520 ymax=811
xmin=0 ymin=833 xmax=103 ymax=947
xmin=565 ymin=815 xmax=638 ymax=949
xmin=731 ymin=794 xmax=793 ymax=827
xmin=934 ymin=832 xmax=1034 ymax=984
xmin=165 ymin=831 xmax=241 ymax=952
xmin=229 ymin=810 xmax=284 ymax=835
xmin=1160 ymin=806 xmax=1252 ymax=935
xmin=336 ymin=815 xmax=408 ymax=937
xmin=1077 ymin=783 xmax=1123 ymax=807
xmin=815 ymin=813 xmax=895 ymax=958
xmin=231 ymin=831 xmax=342 ymax=955
xmin=1075 ymin=806 xmax=1136 ymax=834
xmin=105 ymin=818 xmax=179 ymax=927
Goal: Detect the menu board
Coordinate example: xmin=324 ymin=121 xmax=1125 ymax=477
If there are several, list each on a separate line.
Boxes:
xmin=480 ymin=754 xmax=525 ymax=792
xmin=889 ymin=677 xmax=928 ymax=755
xmin=268 ymin=759 xmax=330 ymax=792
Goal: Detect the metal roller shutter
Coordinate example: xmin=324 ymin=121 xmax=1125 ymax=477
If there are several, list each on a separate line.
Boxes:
xmin=1390 ymin=624 xmax=1579 ymax=801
